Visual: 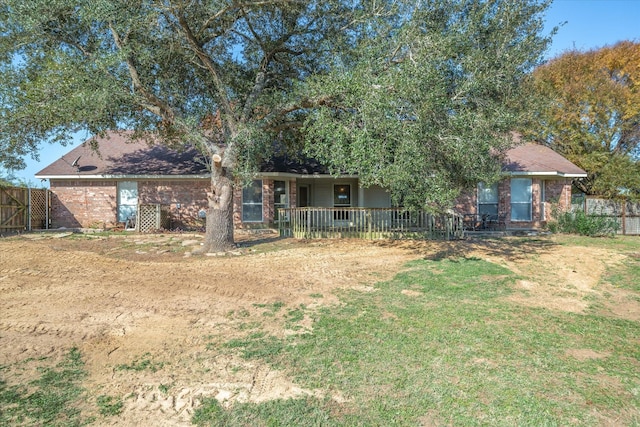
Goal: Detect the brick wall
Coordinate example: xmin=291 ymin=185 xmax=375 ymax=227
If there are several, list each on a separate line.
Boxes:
xmin=455 ymin=189 xmax=476 ymax=214
xmin=232 ymin=178 xmax=277 ymax=229
xmin=544 ymin=179 xmax=573 ymax=221
xmin=263 ymin=180 xmax=274 ymax=224
xmin=232 ymin=178 xmax=296 ymax=228
xmin=138 ymin=179 xmax=209 ymax=229
xmin=455 ymin=177 xmax=574 ymax=230
xmin=50 ymin=180 xmax=118 ymax=228
xmin=50 ymin=177 xmax=294 ymax=230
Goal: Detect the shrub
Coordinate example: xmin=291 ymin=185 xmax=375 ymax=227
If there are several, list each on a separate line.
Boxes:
xmin=549 ymin=207 xmax=620 ymax=237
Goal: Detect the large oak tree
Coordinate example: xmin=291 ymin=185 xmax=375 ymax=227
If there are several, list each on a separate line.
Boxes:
xmin=304 ymin=0 xmax=553 ymax=209
xmin=0 ymin=0 xmax=552 ymax=251
xmin=526 ymin=41 xmax=640 ymax=198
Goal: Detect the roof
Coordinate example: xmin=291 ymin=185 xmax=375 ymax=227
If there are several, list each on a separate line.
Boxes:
xmin=36 ymin=131 xmax=209 ymax=178
xmin=35 ymin=131 xmax=328 ymax=179
xmin=502 ymin=143 xmax=587 ymax=178
xmin=36 ymin=130 xmax=586 ymax=180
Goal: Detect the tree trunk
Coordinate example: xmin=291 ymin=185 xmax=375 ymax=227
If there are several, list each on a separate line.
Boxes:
xmin=200 ymin=155 xmax=236 ymax=253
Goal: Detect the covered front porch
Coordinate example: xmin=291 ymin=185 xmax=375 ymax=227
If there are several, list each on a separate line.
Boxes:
xmin=278 ymin=207 xmax=464 ymax=240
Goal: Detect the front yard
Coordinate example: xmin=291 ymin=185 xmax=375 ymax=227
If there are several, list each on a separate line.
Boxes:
xmin=1 ymin=232 xmax=638 ymax=425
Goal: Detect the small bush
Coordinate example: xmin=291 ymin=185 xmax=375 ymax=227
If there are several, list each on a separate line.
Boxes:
xmin=549 ymin=208 xmax=620 ymax=237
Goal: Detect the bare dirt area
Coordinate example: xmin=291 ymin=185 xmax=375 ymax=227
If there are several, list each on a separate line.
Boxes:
xmin=0 ymin=232 xmax=637 ymax=426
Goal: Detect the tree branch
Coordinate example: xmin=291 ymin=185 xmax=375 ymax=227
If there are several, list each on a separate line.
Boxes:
xmin=108 ymin=23 xmax=175 ymax=122
xmin=175 ymin=12 xmax=239 ymax=136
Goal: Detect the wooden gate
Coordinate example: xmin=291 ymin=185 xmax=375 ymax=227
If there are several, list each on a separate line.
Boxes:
xmin=0 ymin=186 xmax=51 ymax=233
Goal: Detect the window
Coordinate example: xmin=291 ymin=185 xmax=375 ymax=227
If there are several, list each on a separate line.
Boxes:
xmin=333 ymin=184 xmax=351 ymax=206
xmin=478 ymin=182 xmax=498 ymax=216
xmin=117 ymin=181 xmax=138 ymax=223
xmin=333 ymin=184 xmax=351 ymax=221
xmin=511 ymin=178 xmax=532 ymax=221
xmin=242 ymin=180 xmax=263 ymax=222
xmin=274 ymin=180 xmax=288 ymax=221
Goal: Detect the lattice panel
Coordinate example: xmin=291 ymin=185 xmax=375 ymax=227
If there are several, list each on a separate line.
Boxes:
xmin=30 ymin=189 xmax=49 ymax=230
xmin=137 ymin=204 xmax=170 ymax=232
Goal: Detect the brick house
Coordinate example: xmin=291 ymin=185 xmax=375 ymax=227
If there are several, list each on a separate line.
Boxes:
xmin=455 ymin=143 xmax=587 ymax=230
xmin=36 ymin=131 xmax=586 ymax=231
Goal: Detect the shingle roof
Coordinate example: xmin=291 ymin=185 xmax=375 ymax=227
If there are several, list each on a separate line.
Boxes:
xmin=36 ymin=131 xmax=209 ymax=177
xmin=503 ymin=143 xmax=587 ymax=177
xmin=35 ymin=130 xmax=328 ymax=178
xmin=36 ymin=131 xmax=586 ymax=179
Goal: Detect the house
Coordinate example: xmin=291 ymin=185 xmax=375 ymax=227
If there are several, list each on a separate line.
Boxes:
xmin=35 ymin=131 xmax=382 ymax=230
xmin=35 ymin=131 xmax=586 ymax=232
xmin=456 ymin=142 xmax=587 ymax=230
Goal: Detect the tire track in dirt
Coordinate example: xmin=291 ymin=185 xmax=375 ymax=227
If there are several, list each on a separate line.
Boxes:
xmin=0 ymin=320 xmax=102 ymax=340
xmin=1 ymin=235 xmax=416 ymax=426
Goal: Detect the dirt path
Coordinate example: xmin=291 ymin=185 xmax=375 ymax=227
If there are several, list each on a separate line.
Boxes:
xmin=0 ymin=232 xmax=636 ymax=426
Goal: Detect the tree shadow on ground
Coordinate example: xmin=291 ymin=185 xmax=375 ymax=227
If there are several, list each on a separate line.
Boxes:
xmin=374 ymin=236 xmax=560 ymax=262
xmin=235 ymin=232 xmax=287 ymax=249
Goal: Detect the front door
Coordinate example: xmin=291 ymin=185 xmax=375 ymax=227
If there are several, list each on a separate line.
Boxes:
xmin=298 ymin=185 xmax=309 ymax=207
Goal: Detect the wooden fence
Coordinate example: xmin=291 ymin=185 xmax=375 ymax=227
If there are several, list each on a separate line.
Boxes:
xmin=0 ymin=186 xmax=51 ymax=233
xmin=572 ymin=197 xmax=640 ymax=235
xmin=278 ymin=207 xmax=464 ymax=240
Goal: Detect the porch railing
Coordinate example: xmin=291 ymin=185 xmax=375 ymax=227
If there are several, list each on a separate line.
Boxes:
xmin=278 ymin=207 xmax=463 ymax=240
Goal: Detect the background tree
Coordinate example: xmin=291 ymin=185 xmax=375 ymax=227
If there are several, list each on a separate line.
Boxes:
xmin=525 ymin=41 xmax=640 ymax=198
xmin=1 ymin=0 xmax=552 ymax=250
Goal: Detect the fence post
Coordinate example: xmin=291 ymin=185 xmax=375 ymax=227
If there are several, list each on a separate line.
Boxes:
xmin=45 ymin=190 xmax=50 ymax=230
xmin=27 ymin=187 xmax=32 ymax=231
xmin=622 ymin=202 xmax=626 ymax=236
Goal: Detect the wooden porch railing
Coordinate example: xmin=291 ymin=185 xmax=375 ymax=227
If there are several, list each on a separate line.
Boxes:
xmin=278 ymin=207 xmax=464 ymax=240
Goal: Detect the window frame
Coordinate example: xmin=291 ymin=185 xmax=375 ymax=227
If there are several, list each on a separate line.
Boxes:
xmin=477 ymin=182 xmax=499 ymax=217
xmin=242 ymin=179 xmax=263 ymax=223
xmin=274 ymin=180 xmax=289 ymax=222
xmin=510 ymin=178 xmax=532 ymax=222
xmin=117 ymin=181 xmax=138 ymax=223
xmin=333 ymin=184 xmax=351 ymax=207
xmin=333 ymin=184 xmax=351 ymax=221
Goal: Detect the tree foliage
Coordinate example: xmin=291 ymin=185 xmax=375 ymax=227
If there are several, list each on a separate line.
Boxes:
xmin=0 ymin=0 xmax=553 ymax=248
xmin=303 ymin=0 xmax=553 ymax=209
xmin=0 ymin=0 xmax=356 ymax=168
xmin=0 ymin=0 xmax=360 ymax=250
xmin=526 ymin=41 xmax=640 ymax=198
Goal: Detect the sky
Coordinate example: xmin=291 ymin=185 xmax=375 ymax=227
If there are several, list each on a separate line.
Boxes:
xmin=9 ymin=0 xmax=640 ymax=186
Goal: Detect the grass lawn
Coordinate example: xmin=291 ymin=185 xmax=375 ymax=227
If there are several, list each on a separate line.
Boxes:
xmin=195 ymin=236 xmax=640 ymax=426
